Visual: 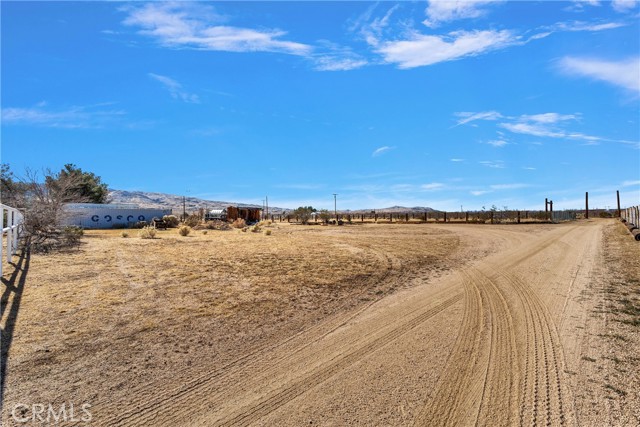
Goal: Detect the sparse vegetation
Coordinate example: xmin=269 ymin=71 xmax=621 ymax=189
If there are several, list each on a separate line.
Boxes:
xmin=178 ymin=225 xmax=191 ymax=236
xmin=163 ymin=215 xmax=180 ymax=228
xmin=138 ymin=225 xmax=157 ymax=239
xmin=231 ymin=218 xmax=247 ymax=229
xmin=293 ymin=206 xmax=316 ymax=225
xmin=183 ymin=214 xmax=201 ymax=228
xmin=251 ymin=224 xmax=261 ymax=233
xmin=265 ymin=229 xmax=272 ymax=236
xmin=121 ymin=231 xmax=129 ymax=238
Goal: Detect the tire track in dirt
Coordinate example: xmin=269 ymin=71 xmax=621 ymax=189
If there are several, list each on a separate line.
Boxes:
xmin=102 ymin=242 xmax=456 ymax=427
xmin=413 ymin=224 xmax=580 ymax=426
xmin=212 ymin=294 xmax=462 ymax=427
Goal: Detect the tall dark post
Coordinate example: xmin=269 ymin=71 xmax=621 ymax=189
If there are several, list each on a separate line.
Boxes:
xmin=183 ymin=196 xmax=186 ymax=221
xmin=333 ymin=193 xmax=337 ymax=221
xmin=549 ymin=200 xmax=553 ymax=221
xmin=617 ymin=190 xmax=621 ymax=217
xmin=545 ymin=198 xmax=548 ymax=213
xmin=585 ymin=192 xmax=589 ymax=219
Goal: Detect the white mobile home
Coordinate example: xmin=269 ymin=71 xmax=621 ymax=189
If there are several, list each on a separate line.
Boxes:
xmin=62 ymin=203 xmax=171 ymax=229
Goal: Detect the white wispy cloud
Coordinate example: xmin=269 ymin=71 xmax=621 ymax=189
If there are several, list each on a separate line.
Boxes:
xmin=622 ymin=180 xmax=640 ymax=187
xmin=557 ymin=56 xmax=640 ymax=93
xmin=612 ymin=0 xmax=638 ymax=13
xmin=122 ymin=2 xmax=312 ymax=56
xmin=377 ymin=29 xmax=516 ymax=69
xmin=490 ymin=183 xmax=531 ymax=190
xmin=372 ymin=146 xmax=395 ymax=157
xmin=456 ymin=110 xmax=638 ymax=147
xmin=313 ymin=43 xmax=368 ymax=71
xmin=421 ymin=182 xmax=445 ymax=191
xmin=454 ymin=110 xmax=504 ymax=126
xmin=1 ymin=103 xmax=125 ymax=129
xmin=471 ymin=190 xmax=492 ymax=196
xmin=149 ymin=73 xmax=200 ymax=103
xmin=479 ymin=160 xmax=506 ymax=169
xmin=423 ymin=0 xmax=503 ymax=28
xmin=487 ymin=139 xmax=509 ymax=147
xmin=450 ymin=158 xmax=465 ymax=162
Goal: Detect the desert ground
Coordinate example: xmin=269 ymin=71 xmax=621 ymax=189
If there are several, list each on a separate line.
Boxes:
xmin=1 ymin=219 xmax=639 ymax=426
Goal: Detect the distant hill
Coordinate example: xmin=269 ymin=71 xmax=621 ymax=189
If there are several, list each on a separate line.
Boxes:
xmin=108 ymin=190 xmax=279 ymax=213
xmin=108 ymin=190 xmax=438 ymax=215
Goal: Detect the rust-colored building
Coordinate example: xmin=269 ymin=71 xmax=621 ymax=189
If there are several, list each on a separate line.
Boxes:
xmin=226 ymin=206 xmax=262 ymax=222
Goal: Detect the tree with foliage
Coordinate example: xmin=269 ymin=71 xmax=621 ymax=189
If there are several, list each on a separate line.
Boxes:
xmin=47 ymin=163 xmax=109 ymax=204
xmin=293 ymin=206 xmax=316 ymax=225
xmin=1 ymin=163 xmax=109 ymax=251
xmin=318 ymin=209 xmax=331 ymax=224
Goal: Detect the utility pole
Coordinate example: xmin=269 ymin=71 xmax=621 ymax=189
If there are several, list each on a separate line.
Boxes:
xmin=266 ymin=195 xmax=269 ymax=219
xmin=333 ymin=193 xmax=338 ymax=221
xmin=183 ymin=196 xmax=186 ymax=221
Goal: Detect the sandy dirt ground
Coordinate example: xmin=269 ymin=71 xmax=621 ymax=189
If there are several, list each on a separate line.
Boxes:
xmin=1 ymin=219 xmax=638 ymax=426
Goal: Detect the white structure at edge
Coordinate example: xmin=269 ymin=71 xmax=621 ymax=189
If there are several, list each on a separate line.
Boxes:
xmin=62 ymin=203 xmax=172 ymax=229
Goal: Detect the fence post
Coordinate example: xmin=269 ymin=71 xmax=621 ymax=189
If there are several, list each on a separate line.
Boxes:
xmin=7 ymin=211 xmax=13 ymax=263
xmin=0 ymin=208 xmax=3 ymax=276
xmin=517 ymin=211 xmax=521 ymax=224
xmin=585 ymin=192 xmax=589 ymax=219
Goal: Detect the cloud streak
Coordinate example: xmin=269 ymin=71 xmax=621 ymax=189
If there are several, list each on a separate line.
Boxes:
xmin=149 ymin=73 xmax=200 ymax=103
xmin=557 ymin=56 xmax=640 ymax=93
xmin=423 ymin=0 xmax=504 ymax=28
xmin=372 ymin=146 xmax=395 ymax=157
xmin=123 ymin=2 xmax=312 ymax=56
xmin=1 ymin=103 xmax=125 ymax=129
xmin=377 ymin=29 xmax=516 ymax=69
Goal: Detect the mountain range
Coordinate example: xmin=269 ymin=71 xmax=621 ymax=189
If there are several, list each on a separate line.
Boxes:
xmin=108 ymin=190 xmax=439 ymax=215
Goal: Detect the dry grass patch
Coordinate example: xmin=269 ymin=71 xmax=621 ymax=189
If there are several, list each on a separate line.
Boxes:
xmin=1 ymin=223 xmax=463 ymax=422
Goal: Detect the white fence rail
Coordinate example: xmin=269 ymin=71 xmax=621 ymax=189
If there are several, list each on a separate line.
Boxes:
xmin=1 ymin=203 xmax=24 ymax=277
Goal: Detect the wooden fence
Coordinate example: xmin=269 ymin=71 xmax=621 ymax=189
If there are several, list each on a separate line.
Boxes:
xmin=1 ymin=203 xmax=24 ymax=277
xmin=268 ymin=209 xmax=575 ymax=225
xmin=621 ymin=205 xmax=640 ymax=226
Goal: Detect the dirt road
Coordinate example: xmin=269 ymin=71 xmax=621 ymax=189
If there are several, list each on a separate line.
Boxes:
xmin=91 ymin=220 xmax=623 ymax=426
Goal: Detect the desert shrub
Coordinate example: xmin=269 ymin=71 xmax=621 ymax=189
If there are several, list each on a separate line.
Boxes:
xmin=264 ymin=229 xmax=272 ymax=236
xmin=241 ymin=227 xmax=248 ymax=232
xmin=135 ymin=221 xmax=148 ymax=229
xmin=258 ymin=220 xmax=272 ymax=227
xmin=231 ymin=218 xmax=246 ymax=229
xmin=251 ymin=224 xmax=261 ymax=233
xmin=121 ymin=231 xmax=129 ymax=238
xmin=205 ymin=220 xmax=231 ymax=231
xmin=178 ymin=225 xmax=191 ymax=236
xmin=183 ymin=214 xmax=201 ymax=228
xmin=138 ymin=225 xmax=157 ymax=239
xmin=163 ymin=215 xmax=180 ymax=228
xmin=62 ymin=226 xmax=83 ymax=247
xmin=202 ymin=230 xmax=208 ymax=235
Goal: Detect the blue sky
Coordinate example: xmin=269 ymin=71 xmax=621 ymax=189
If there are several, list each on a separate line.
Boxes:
xmin=2 ymin=1 xmax=639 ymax=211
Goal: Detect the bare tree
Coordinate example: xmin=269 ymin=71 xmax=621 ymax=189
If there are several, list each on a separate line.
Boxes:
xmin=2 ymin=165 xmax=103 ymax=251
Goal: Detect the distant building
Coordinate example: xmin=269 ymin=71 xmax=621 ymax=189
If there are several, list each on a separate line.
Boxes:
xmin=226 ymin=206 xmax=262 ymax=222
xmin=62 ymin=203 xmax=171 ymax=229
